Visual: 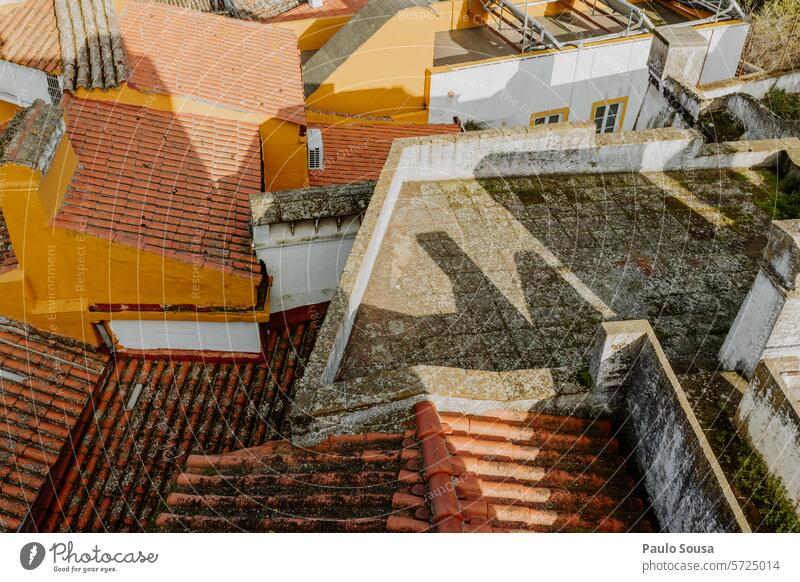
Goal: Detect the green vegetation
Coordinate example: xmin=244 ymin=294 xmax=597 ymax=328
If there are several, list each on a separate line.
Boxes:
xmin=752 ymin=168 xmax=800 ymax=219
xmin=698 ymin=108 xmax=744 ymax=142
xmin=761 ymin=86 xmax=800 ymax=120
xmin=709 ymin=391 xmax=800 ymax=532
xmin=682 ymin=373 xmax=800 ymax=532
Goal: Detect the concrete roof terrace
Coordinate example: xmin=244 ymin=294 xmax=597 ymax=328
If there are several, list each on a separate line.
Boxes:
xmin=337 ymin=168 xmax=770 ymax=381
xmin=291 ymin=123 xmax=799 ymax=437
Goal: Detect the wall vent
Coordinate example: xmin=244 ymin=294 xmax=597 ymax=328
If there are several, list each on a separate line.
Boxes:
xmin=46 ymin=74 xmax=63 ymax=104
xmin=307 ymin=128 xmax=323 ymax=170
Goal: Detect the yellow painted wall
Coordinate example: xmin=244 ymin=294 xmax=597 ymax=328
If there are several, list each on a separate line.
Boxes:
xmin=0 ymin=100 xmax=19 ymax=123
xmin=261 ymin=118 xmax=309 ymax=191
xmin=306 ymin=0 xmax=476 ymax=118
xmin=0 ymin=132 xmax=265 ymax=343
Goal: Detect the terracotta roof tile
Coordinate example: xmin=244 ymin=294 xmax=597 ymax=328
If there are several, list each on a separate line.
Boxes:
xmin=55 ymin=96 xmax=262 ymax=277
xmin=0 ymin=0 xmax=62 ymax=75
xmin=156 ymin=401 xmax=655 ymax=532
xmin=121 ymin=1 xmax=305 ymax=121
xmin=265 ymin=0 xmax=368 ymax=23
xmin=33 ymin=306 xmax=326 ymax=532
xmin=0 ymin=209 xmax=18 ymax=274
xmin=53 ymin=0 xmax=128 ymax=91
xmin=308 ymin=123 xmax=460 ymax=187
xmin=0 ymin=318 xmax=108 ymax=533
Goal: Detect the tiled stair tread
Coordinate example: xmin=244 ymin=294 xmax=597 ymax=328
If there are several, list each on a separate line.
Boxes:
xmin=157 ymin=402 xmax=656 ymax=533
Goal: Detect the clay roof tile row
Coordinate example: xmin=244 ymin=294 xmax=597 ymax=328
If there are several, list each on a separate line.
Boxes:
xmin=0 ymin=318 xmax=108 ymax=533
xmin=32 ymin=305 xmax=326 ymax=532
xmin=308 ymin=123 xmax=461 ymax=187
xmin=121 ymin=1 xmax=305 ymax=121
xmin=155 ymin=400 xmax=656 ymax=532
xmin=55 ymin=95 xmax=262 ymax=277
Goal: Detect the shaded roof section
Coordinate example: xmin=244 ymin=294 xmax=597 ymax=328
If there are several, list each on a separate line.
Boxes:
xmin=53 ymin=0 xmax=128 ymax=90
xmin=0 ymin=317 xmax=108 ymax=533
xmin=0 ymin=0 xmax=62 ymax=74
xmin=266 ymin=0 xmax=368 ymax=22
xmin=302 ymin=0 xmax=424 ymax=96
xmin=251 ymin=181 xmax=374 ymax=225
xmin=155 ymin=401 xmax=654 ymax=532
xmin=121 ymin=1 xmax=305 ymax=121
xmin=308 ymin=122 xmax=460 ymax=186
xmin=0 ymin=209 xmax=18 ymax=274
xmin=33 ymin=307 xmax=325 ymax=532
xmin=54 ymin=96 xmax=262 ymax=277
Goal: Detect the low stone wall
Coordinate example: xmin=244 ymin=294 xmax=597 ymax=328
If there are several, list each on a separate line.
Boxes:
xmin=592 ymin=321 xmax=750 ymax=532
xmin=720 ymin=219 xmax=800 ymax=378
xmin=660 ymin=70 xmax=800 ymax=126
xmin=736 ymin=357 xmax=800 ymax=512
xmin=724 ymin=94 xmax=800 ymax=140
xmin=699 ymin=69 xmax=800 ymax=101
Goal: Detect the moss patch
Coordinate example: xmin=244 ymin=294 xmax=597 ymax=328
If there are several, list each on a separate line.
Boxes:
xmin=762 ymin=86 xmax=800 ymax=120
xmin=699 ymin=108 xmax=744 ymax=142
xmin=682 ymin=373 xmax=800 ymax=532
xmin=751 ymin=167 xmax=800 ymax=219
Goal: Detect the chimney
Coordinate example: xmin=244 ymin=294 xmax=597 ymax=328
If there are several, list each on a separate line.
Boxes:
xmin=308 ymin=0 xmax=324 ymax=9
xmin=0 ymin=99 xmax=77 ymax=263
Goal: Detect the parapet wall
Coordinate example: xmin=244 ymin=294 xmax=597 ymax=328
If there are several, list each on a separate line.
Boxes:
xmin=736 ymin=357 xmax=800 ymax=511
xmin=592 ymin=321 xmax=750 ymax=533
xmin=300 ymin=123 xmax=800 ymax=391
xmin=720 ymin=219 xmax=800 ymax=378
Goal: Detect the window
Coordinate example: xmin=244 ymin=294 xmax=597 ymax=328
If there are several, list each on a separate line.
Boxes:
xmin=307 ymin=128 xmax=324 ymax=170
xmin=591 ymin=98 xmax=627 ymax=134
xmin=530 ymin=108 xmax=568 ymax=126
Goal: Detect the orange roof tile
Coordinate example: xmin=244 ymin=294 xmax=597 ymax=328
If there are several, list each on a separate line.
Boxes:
xmin=308 ymin=123 xmax=461 ymax=187
xmin=121 ymin=1 xmax=305 ymax=121
xmin=0 ymin=318 xmax=108 ymax=533
xmin=155 ymin=401 xmax=655 ymax=532
xmin=32 ymin=305 xmax=326 ymax=532
xmin=0 ymin=209 xmax=18 ymax=274
xmin=0 ymin=0 xmax=62 ymax=75
xmin=55 ymin=96 xmax=262 ymax=277
xmin=266 ymin=0 xmax=368 ymax=22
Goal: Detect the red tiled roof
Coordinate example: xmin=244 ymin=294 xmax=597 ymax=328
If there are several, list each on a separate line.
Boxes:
xmin=0 ymin=318 xmax=108 ymax=533
xmin=55 ymin=96 xmax=262 ymax=277
xmin=0 ymin=0 xmax=62 ymax=74
xmin=0 ymin=209 xmax=18 ymax=274
xmin=121 ymin=1 xmax=306 ymax=122
xmin=266 ymin=0 xmax=368 ymax=23
xmin=33 ymin=307 xmax=325 ymax=532
xmin=308 ymin=123 xmax=461 ymax=187
xmin=155 ymin=401 xmax=654 ymax=532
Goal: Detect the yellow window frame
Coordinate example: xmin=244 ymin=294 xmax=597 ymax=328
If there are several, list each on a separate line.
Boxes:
xmin=590 ymin=96 xmax=629 ymax=133
xmin=530 ymin=107 xmax=570 ymax=126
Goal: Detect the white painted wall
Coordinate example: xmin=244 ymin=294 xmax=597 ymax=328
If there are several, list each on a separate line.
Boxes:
xmin=428 ymin=23 xmax=747 ymax=130
xmin=696 ymin=23 xmax=749 ymax=85
xmin=110 ymin=320 xmax=262 ymax=353
xmin=254 ymin=216 xmax=360 ymax=313
xmin=428 ymin=37 xmax=652 ymax=129
xmin=0 ymin=60 xmax=54 ymax=107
